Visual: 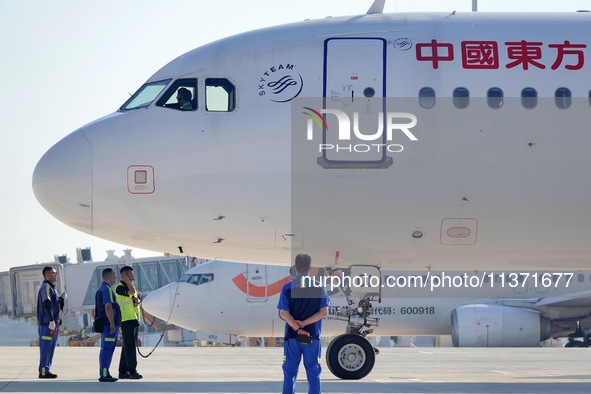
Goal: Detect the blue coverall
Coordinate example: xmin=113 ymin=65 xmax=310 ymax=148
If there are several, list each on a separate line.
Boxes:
xmin=277 ymin=277 xmax=330 ymax=394
xmin=96 ymin=282 xmax=121 ymax=378
xmin=36 ymin=280 xmax=61 ymax=376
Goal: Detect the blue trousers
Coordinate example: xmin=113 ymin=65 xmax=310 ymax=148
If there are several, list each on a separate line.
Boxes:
xmin=282 ymin=338 xmax=322 ymax=394
xmin=38 ymin=325 xmax=59 ymax=375
xmin=99 ymin=325 xmax=120 ymax=378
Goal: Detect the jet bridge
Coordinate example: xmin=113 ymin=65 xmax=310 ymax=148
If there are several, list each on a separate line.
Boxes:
xmin=0 ymin=271 xmax=11 ymax=315
xmin=9 ymin=263 xmax=64 ymax=318
xmin=3 ymin=249 xmax=203 ymax=346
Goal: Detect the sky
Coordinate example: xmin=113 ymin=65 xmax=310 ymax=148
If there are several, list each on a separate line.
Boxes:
xmin=0 ymin=0 xmax=589 ymax=272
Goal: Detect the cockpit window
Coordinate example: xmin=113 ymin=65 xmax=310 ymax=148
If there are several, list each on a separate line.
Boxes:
xmin=156 ymin=79 xmax=198 ymax=111
xmin=206 ymin=78 xmax=235 ymax=112
xmin=120 ymin=79 xmax=171 ymax=111
xmin=179 ymin=273 xmax=214 ymax=285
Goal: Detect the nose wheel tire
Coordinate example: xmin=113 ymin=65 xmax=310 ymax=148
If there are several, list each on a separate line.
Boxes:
xmin=326 ymin=334 xmax=375 ymax=380
xmin=564 ymin=339 xmax=585 ymax=347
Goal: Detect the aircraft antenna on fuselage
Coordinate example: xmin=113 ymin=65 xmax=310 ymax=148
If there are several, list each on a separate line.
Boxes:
xmin=367 ymin=0 xmax=386 ymax=14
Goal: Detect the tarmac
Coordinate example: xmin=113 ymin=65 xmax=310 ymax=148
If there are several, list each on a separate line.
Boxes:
xmin=1 ymin=346 xmax=590 ymax=393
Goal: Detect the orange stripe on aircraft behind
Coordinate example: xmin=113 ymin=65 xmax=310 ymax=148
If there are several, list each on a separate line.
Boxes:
xmin=232 ymin=274 xmax=291 ymax=297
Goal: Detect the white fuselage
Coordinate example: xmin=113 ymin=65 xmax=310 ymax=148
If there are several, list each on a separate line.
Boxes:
xmin=142 ymin=260 xmax=591 ymax=346
xmin=33 ymin=12 xmax=591 ymax=270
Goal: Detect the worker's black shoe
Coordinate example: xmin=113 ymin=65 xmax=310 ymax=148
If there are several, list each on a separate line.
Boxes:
xmin=128 ymin=372 xmax=143 ymax=379
xmin=98 ymin=375 xmax=118 ymax=382
xmin=38 ymin=372 xmax=58 ymax=379
xmin=118 ymin=372 xmax=131 ymax=379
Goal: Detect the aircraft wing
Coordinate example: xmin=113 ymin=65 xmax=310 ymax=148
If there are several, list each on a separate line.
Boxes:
xmin=480 ymin=290 xmax=591 ymax=309
xmin=533 ymin=289 xmax=591 ymax=308
xmin=480 ymin=290 xmax=591 ymax=325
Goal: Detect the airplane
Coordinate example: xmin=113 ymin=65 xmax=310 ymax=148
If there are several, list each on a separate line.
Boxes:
xmin=142 ymin=259 xmax=591 ymax=379
xmin=31 ymin=0 xmax=591 ymax=379
xmin=31 ymin=1 xmax=591 ymax=273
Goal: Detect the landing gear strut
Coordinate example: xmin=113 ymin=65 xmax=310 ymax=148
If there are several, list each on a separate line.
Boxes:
xmin=325 ymin=265 xmax=381 ymax=380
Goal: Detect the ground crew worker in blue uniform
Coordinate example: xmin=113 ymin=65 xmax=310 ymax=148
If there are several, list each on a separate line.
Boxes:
xmin=277 ymin=254 xmax=330 ymax=394
xmin=36 ymin=266 xmax=65 ymax=379
xmin=96 ymin=268 xmax=121 ymax=382
xmin=115 ymin=265 xmax=143 ymax=379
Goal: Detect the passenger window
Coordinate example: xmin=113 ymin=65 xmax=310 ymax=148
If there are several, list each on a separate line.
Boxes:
xmin=453 ymin=87 xmax=469 ymax=109
xmin=418 ymin=87 xmax=436 ymax=109
xmin=156 ymin=78 xmax=197 ymax=111
xmin=578 ymin=273 xmax=584 ymax=283
xmin=487 ymin=87 xmax=503 ymax=109
xmin=555 ymin=87 xmax=571 ymax=109
xmin=521 ymin=88 xmax=538 ymax=109
xmin=588 ymin=89 xmax=591 ymax=107
xmin=206 ymin=78 xmax=235 ymax=112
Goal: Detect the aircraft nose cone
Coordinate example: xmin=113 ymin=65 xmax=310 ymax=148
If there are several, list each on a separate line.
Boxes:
xmin=142 ymin=284 xmax=174 ymax=321
xmin=32 ymin=130 xmax=93 ymax=232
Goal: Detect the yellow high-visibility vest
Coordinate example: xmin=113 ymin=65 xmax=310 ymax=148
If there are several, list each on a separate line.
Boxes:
xmin=115 ymin=282 xmax=140 ymax=322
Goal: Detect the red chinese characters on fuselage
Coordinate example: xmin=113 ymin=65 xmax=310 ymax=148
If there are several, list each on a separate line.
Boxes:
xmin=415 ymin=39 xmax=587 ymax=70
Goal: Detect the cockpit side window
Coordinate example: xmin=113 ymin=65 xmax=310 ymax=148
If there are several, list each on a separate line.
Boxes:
xmin=120 ymin=79 xmax=171 ymax=111
xmin=206 ymin=78 xmax=235 ymax=112
xmin=156 ymin=78 xmax=198 ymax=111
xmin=179 ymin=273 xmax=214 ymax=285
xmin=198 ymin=273 xmax=214 ymax=284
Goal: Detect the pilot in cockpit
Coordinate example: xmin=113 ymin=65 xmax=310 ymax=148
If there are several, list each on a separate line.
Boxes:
xmin=176 ymin=88 xmax=193 ymax=110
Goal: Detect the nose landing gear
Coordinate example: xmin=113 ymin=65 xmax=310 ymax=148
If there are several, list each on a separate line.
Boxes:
xmin=324 ymin=265 xmax=381 ymax=380
xmin=326 ymin=333 xmax=376 ymax=379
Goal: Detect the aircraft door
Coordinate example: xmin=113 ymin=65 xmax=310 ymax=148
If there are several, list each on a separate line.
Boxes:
xmin=245 ymin=264 xmax=269 ymax=302
xmin=322 ymin=37 xmax=388 ymax=167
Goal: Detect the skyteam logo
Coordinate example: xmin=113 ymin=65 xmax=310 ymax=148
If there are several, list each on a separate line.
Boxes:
xmin=302 ymin=107 xmax=418 ymax=160
xmin=258 ymin=64 xmax=304 ymax=103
